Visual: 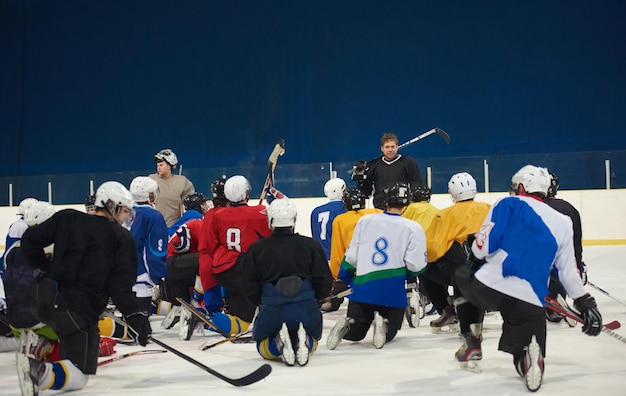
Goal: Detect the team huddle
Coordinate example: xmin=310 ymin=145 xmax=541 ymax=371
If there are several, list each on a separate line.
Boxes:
xmin=1 ymin=139 xmax=602 ymax=394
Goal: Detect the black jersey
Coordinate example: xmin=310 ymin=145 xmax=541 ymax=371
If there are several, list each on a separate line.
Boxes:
xmin=544 ymin=197 xmax=583 ymax=266
xmin=20 ymin=209 xmax=139 ymax=321
xmin=360 ymin=154 xmax=422 ymax=209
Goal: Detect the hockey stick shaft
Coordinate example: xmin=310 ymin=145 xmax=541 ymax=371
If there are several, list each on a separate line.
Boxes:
xmin=148 ymin=336 xmax=272 ymax=386
xmin=587 ymin=281 xmax=626 ymax=307
xmin=319 ymin=288 xmax=353 ymax=304
xmin=258 ymin=139 xmax=285 ymax=205
xmin=175 ymin=297 xmax=231 ymax=338
xmin=200 ymin=331 xmax=252 ymax=351
xmin=545 ymin=297 xmax=620 ymax=329
xmin=398 ymin=128 xmax=450 ymax=149
xmin=98 ymin=350 xmax=167 ymax=366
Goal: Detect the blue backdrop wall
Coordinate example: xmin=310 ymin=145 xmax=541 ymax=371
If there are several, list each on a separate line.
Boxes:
xmin=1 ymin=1 xmax=625 ymax=199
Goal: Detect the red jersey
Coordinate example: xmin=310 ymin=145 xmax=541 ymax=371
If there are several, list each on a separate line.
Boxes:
xmin=208 ymin=204 xmax=271 ymax=274
xmin=167 ymin=217 xmax=203 ymax=257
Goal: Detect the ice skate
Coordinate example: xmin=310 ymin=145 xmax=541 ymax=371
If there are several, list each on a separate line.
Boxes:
xmin=178 ymin=306 xmax=203 ymax=341
xmin=327 ymin=317 xmax=349 ymax=350
xmin=161 ymin=305 xmax=181 ymax=329
xmin=524 ymin=335 xmax=544 ymax=392
xmin=430 ymin=306 xmax=459 ymax=334
xmin=16 ymin=353 xmax=41 ymax=396
xmin=405 ymin=288 xmax=420 ymax=328
xmin=373 ymin=312 xmax=388 ymax=349
xmin=556 ymin=295 xmax=577 ymax=328
xmin=296 ymin=322 xmax=310 ymax=366
xmin=276 ymin=323 xmax=295 ymax=366
xmin=456 ymin=323 xmax=483 ymax=373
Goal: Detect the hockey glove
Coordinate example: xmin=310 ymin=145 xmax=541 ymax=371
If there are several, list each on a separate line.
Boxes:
xmin=573 ymin=293 xmax=602 ymax=336
xmin=125 ymin=311 xmax=152 ymax=346
xmin=320 ymin=279 xmax=349 ymax=312
xmin=265 ymin=187 xmax=286 ymax=204
xmin=99 ymin=337 xmax=117 ymax=357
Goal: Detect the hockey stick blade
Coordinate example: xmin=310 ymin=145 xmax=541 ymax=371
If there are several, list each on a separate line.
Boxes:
xmin=98 ymin=350 xmax=167 ymax=367
xmin=149 ymin=336 xmax=272 ymax=386
xmin=259 ymin=139 xmax=286 ymax=204
xmin=398 ymin=127 xmax=450 ymax=149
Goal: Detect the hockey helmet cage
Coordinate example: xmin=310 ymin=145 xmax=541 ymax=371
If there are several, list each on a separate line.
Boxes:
xmin=411 ymin=185 xmax=432 ymax=203
xmin=18 ymin=197 xmax=38 ymax=216
xmin=95 ymin=181 xmax=135 ymax=214
xmin=130 ymin=176 xmax=159 ymax=203
xmin=211 ymin=177 xmax=227 ymax=199
xmin=154 ymin=149 xmax=178 ymax=169
xmin=547 ymin=172 xmax=560 ymax=198
xmin=448 ymin=172 xmax=477 ymax=203
xmin=224 ymin=175 xmax=251 ymax=203
xmin=343 ymin=188 xmax=366 ymax=211
xmin=384 ymin=182 xmax=411 ymax=207
xmin=510 ymin=165 xmax=551 ymax=196
xmin=84 ymin=195 xmax=97 ymax=213
xmin=267 ymin=197 xmax=297 ymax=228
xmin=324 ymin=178 xmax=347 ymax=200
xmin=24 ymin=201 xmax=55 ymax=226
xmin=184 ymin=192 xmax=209 ymax=212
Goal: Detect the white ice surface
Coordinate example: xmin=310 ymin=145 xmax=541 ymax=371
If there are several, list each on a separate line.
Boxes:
xmin=1 ymin=245 xmax=625 ymax=395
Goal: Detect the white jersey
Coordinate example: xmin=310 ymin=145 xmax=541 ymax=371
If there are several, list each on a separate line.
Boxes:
xmin=472 ymin=195 xmax=586 ymax=308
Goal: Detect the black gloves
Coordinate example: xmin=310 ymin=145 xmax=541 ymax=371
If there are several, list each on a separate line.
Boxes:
xmin=320 ymin=279 xmax=349 ymax=312
xmin=573 ymin=293 xmax=602 ymax=336
xmin=125 ymin=311 xmax=152 ymax=346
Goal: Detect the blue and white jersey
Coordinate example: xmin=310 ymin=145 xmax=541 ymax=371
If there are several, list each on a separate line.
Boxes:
xmin=130 ymin=204 xmax=168 ymax=298
xmin=2 ymin=217 xmax=29 ymax=264
xmin=310 ymin=200 xmax=346 ymax=260
xmin=472 ymin=195 xmax=586 ymax=308
xmin=339 ymin=212 xmax=427 ymax=308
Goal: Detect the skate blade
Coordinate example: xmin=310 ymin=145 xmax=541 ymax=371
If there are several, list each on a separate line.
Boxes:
xmin=459 ymin=360 xmax=482 ymax=373
xmin=431 ymin=323 xmax=460 ymax=334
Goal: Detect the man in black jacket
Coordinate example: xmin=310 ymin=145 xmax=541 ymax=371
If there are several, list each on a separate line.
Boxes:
xmin=355 ymin=133 xmax=422 ymax=210
xmin=18 ymin=181 xmax=151 ymax=395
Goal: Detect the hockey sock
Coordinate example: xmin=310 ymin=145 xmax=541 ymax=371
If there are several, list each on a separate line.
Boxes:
xmin=209 ymin=312 xmax=251 ymax=335
xmin=98 ymin=317 xmax=131 ymax=340
xmin=257 ymin=337 xmax=281 ymax=361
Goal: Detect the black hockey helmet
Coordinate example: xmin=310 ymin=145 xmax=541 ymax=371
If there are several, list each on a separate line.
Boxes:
xmin=343 ymin=188 xmax=366 ymax=211
xmin=384 ymin=182 xmax=411 ymax=207
xmin=210 ymin=176 xmax=229 ymax=207
xmin=183 ymin=192 xmax=208 ymax=212
xmin=411 ymin=185 xmax=432 ymax=203
xmin=547 ymin=172 xmax=559 ymax=198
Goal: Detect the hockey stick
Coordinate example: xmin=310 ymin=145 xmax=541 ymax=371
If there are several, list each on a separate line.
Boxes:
xmin=587 ymin=281 xmax=626 ymax=307
xmin=545 ymin=297 xmax=626 ymax=345
xmin=148 ymin=336 xmax=272 ymax=386
xmin=258 ymin=139 xmax=286 ymax=205
xmin=319 ymin=288 xmax=353 ymax=305
xmin=398 ymin=127 xmax=450 ymax=149
xmin=98 ymin=349 xmax=167 ymax=367
xmin=200 ymin=331 xmax=253 ymax=351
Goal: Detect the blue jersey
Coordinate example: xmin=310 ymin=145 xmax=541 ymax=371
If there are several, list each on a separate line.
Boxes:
xmin=310 ymin=200 xmax=346 ymax=260
xmin=168 ymin=209 xmax=203 ymax=238
xmin=472 ymin=195 xmax=586 ymax=308
xmin=130 ymin=205 xmax=168 ymax=298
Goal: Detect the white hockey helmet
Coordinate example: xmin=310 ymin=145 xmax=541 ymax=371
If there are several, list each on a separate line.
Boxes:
xmin=18 ymin=197 xmax=38 ymax=215
xmin=95 ymin=181 xmax=135 ymax=214
xmin=448 ymin=172 xmax=477 ymax=203
xmin=24 ymin=201 xmax=55 ymax=226
xmin=510 ymin=165 xmax=550 ymax=196
xmin=154 ymin=149 xmax=178 ymax=169
xmin=267 ymin=198 xmax=297 ymax=228
xmin=224 ymin=175 xmax=251 ymax=203
xmin=324 ymin=178 xmax=347 ymax=200
xmin=130 ymin=176 xmax=159 ymax=203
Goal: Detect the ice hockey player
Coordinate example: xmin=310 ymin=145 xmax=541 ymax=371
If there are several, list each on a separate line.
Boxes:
xmin=2 ymin=198 xmax=38 ymax=263
xmin=327 ymin=183 xmax=427 ymax=350
xmin=197 ymin=175 xmax=272 ymax=336
xmin=246 ymin=197 xmax=333 ymax=366
xmin=129 ymin=176 xmax=168 ymax=315
xmin=310 ymin=178 xmax=347 ymax=261
xmin=420 ymin=172 xmax=490 ymax=334
xmin=543 ymin=171 xmax=587 ymax=323
xmin=18 ymin=181 xmax=151 ymax=395
xmin=324 ymin=188 xmax=381 ymax=312
xmin=453 ymin=165 xmax=602 ymax=391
